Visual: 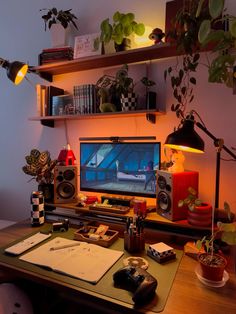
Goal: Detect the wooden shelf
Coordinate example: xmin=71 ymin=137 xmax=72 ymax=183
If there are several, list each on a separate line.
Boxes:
xmin=33 ymin=44 xmax=175 ymax=78
xmin=29 ymin=110 xmax=165 ymax=127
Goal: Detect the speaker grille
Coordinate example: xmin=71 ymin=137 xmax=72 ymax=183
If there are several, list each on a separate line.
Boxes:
xmin=54 ymin=166 xmax=77 ymax=203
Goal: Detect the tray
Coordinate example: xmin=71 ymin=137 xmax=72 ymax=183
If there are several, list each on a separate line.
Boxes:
xmin=74 ymin=226 xmax=119 ymax=247
xmin=89 ymin=204 xmax=130 ymax=214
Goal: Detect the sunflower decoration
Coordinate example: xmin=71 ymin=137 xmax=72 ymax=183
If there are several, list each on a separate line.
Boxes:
xmin=22 ymin=149 xmax=57 ymax=184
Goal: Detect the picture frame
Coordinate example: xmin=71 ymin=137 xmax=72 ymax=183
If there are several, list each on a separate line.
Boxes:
xmin=74 ymin=33 xmax=101 ymax=59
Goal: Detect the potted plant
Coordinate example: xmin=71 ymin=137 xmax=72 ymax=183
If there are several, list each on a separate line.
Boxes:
xmin=22 ymin=149 xmax=57 ymax=203
xmin=197 ymin=0 xmax=236 ymax=87
xmin=40 ymin=7 xmax=78 ymax=48
xmin=96 ymin=64 xmax=136 ymax=111
xmin=99 ymin=11 xmax=145 ymax=52
xmin=165 ymin=0 xmax=236 ymax=119
xmin=141 ymin=76 xmax=156 ymax=110
xmin=164 ymin=0 xmax=236 ymax=119
xmin=193 ymin=201 xmax=236 ymax=282
xmin=178 ymin=186 xmax=212 ymax=227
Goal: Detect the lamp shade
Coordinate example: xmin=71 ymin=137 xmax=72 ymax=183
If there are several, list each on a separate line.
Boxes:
xmin=165 ymin=118 xmax=205 ymax=153
xmin=6 ymin=61 xmax=28 ymax=85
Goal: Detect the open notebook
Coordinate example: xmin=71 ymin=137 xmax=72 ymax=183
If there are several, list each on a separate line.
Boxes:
xmin=19 ymin=237 xmax=123 ymax=283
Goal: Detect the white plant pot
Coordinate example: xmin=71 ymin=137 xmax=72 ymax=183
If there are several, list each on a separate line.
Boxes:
xmin=50 ymin=24 xmax=68 ymax=48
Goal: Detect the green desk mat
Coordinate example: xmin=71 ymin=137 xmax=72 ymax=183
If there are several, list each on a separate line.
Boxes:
xmin=0 ymin=227 xmax=183 ymax=313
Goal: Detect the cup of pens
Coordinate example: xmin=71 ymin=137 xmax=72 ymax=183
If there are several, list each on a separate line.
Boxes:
xmin=124 ymin=216 xmax=145 ymax=253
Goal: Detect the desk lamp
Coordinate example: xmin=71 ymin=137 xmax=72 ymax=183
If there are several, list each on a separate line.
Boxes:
xmin=165 ymin=110 xmax=236 ymax=209
xmin=0 ymin=57 xmax=28 ymax=85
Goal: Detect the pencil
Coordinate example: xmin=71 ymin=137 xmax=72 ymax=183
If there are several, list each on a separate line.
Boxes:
xmin=50 ymin=242 xmax=80 ymax=251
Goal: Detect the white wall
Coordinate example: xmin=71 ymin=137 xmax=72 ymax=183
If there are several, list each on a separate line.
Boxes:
xmin=0 ymin=0 xmax=236 ymax=221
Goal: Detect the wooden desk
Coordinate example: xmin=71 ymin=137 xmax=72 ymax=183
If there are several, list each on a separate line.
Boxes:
xmin=0 ymin=220 xmax=235 ymax=314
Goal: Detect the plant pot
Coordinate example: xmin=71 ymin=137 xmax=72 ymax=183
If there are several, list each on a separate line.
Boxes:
xmin=38 ymin=184 xmax=54 ymax=203
xmin=114 ymin=38 xmax=131 ymax=52
xmin=146 ymin=91 xmax=157 ymax=109
xmin=187 ymin=203 xmax=212 ymax=227
xmin=50 ymin=24 xmax=69 ymax=48
xmin=120 ymin=92 xmax=137 ymax=111
xmin=198 ymin=253 xmax=227 ymax=282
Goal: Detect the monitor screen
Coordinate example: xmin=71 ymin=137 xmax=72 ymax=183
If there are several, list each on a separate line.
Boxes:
xmin=80 ymin=142 xmax=161 ymax=198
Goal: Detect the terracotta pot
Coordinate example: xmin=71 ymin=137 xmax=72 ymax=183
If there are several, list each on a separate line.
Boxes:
xmin=187 ymin=202 xmax=212 ymax=227
xmin=198 ymin=253 xmax=227 ymax=281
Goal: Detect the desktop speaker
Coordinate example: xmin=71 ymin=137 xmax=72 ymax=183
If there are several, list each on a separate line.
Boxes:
xmin=156 ymin=170 xmax=199 ymax=221
xmin=54 ymin=166 xmax=78 ymax=203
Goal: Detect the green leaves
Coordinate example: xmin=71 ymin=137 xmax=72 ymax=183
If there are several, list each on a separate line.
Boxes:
xmin=23 ymin=149 xmax=57 ymax=184
xmin=40 ymin=7 xmax=78 ymax=31
xmin=100 ymin=11 xmax=145 ymax=46
xmin=164 ymin=53 xmax=199 ymax=117
xmin=230 ymin=19 xmax=236 ymax=38
xmin=209 ymin=0 xmax=225 ymax=19
xmin=198 ymin=20 xmax=211 ymax=44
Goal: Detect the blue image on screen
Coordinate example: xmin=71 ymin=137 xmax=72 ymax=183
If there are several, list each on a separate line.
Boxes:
xmin=80 ymin=142 xmax=161 ymax=198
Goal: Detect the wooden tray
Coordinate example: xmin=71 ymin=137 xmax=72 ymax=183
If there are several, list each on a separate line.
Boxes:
xmin=74 ymin=226 xmax=119 ymax=247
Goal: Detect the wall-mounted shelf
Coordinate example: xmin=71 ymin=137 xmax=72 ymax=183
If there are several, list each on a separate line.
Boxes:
xmin=29 ymin=110 xmax=165 ymax=128
xmin=33 ymin=44 xmax=176 ymax=79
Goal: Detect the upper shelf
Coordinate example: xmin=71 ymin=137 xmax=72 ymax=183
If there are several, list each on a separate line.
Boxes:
xmin=33 ymin=44 xmax=176 ymax=79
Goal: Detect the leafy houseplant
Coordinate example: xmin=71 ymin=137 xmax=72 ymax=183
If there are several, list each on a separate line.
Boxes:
xmin=22 ymin=149 xmax=57 ymax=202
xmin=99 ymin=11 xmax=145 ymax=52
xmin=197 ymin=0 xmax=236 ymax=87
xmin=165 ymin=0 xmax=236 ymax=118
xmin=194 ymin=201 xmax=236 ymax=282
xmin=96 ymin=64 xmax=135 ymax=111
xmin=40 ymin=7 xmax=78 ymax=31
xmin=178 ymin=186 xmax=212 ymax=227
xmin=164 ymin=0 xmax=206 ymax=118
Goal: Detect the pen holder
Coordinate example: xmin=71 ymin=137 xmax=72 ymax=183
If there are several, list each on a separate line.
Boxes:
xmin=124 ymin=231 xmax=145 ymax=253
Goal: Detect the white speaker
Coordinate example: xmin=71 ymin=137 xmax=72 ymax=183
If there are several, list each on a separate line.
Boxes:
xmin=54 ymin=166 xmax=78 ymax=203
xmin=156 ymin=170 xmax=199 ymax=221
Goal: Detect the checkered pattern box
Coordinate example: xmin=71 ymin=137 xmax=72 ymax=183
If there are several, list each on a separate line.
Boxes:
xmin=121 ymin=92 xmax=137 ymax=111
xmin=147 ymin=242 xmax=176 ymax=263
xmin=148 ymin=242 xmax=174 ymax=258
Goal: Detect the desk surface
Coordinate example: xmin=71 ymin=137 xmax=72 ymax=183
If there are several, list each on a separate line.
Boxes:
xmin=0 ymin=220 xmax=236 ymax=314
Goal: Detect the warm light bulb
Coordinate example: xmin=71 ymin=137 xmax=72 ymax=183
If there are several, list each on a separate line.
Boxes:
xmin=15 ymin=64 xmax=28 ymax=85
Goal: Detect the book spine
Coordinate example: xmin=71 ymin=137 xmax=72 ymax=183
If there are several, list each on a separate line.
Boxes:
xmin=36 ymin=84 xmax=42 ymax=116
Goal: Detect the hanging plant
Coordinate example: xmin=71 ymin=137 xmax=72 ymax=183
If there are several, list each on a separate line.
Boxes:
xmin=164 ymin=53 xmax=199 ymax=118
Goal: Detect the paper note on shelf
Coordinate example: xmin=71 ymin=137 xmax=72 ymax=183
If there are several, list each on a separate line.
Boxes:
xmin=19 ymin=237 xmax=123 ymax=283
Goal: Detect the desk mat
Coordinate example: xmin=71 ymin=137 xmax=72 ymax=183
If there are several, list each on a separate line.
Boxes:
xmin=0 ymin=227 xmax=183 ymax=313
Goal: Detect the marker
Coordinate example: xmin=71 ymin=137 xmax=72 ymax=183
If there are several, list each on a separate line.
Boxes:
xmin=50 ymin=242 xmax=80 ymax=251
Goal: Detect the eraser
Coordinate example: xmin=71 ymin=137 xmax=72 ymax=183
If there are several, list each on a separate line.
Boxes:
xmin=149 ymin=242 xmax=173 ymax=253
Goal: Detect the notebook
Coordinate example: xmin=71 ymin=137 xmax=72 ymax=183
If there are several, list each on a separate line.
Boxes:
xmin=19 ymin=237 xmax=123 ymax=283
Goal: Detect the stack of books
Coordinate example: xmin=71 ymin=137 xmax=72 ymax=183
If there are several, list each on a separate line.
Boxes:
xmin=73 ymin=84 xmax=98 ymax=114
xmin=36 ymin=84 xmax=64 ymax=116
xmin=38 ymin=46 xmax=74 ymax=65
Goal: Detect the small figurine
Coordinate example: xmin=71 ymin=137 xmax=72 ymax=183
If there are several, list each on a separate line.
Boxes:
xmin=168 ymin=150 xmax=185 ymax=173
xmin=149 ymin=28 xmax=165 ymax=45
xmin=57 ymin=144 xmax=76 ymax=166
